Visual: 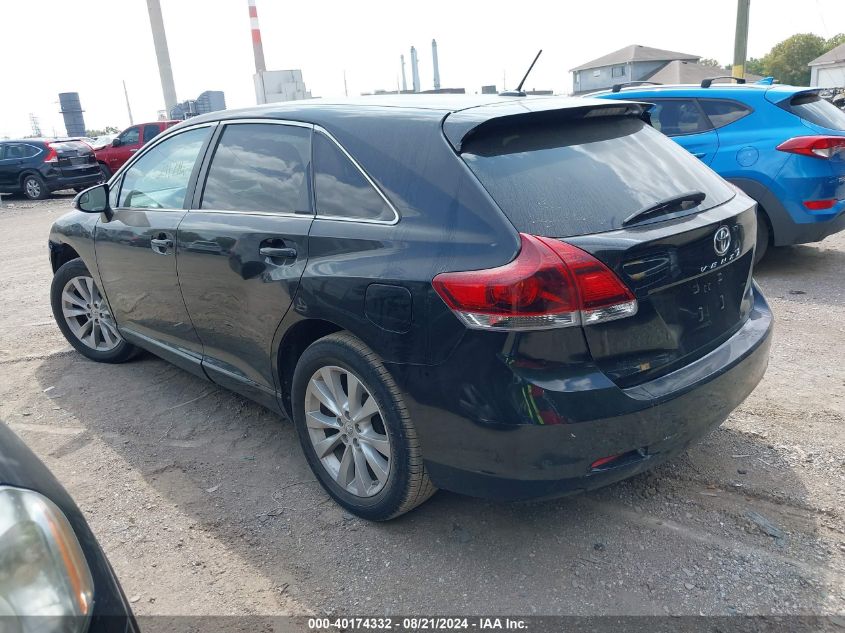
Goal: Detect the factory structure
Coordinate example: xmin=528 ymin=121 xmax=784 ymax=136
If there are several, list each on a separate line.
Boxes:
xmin=248 ymin=0 xmax=312 ymax=104
xmin=170 ymin=90 xmax=227 ymax=120
xmin=366 ymin=39 xmax=465 ymax=96
xmin=58 ymin=92 xmax=86 ymax=137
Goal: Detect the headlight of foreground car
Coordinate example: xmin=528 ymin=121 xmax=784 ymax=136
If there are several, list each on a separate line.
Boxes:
xmin=0 ymin=486 xmax=94 ymax=631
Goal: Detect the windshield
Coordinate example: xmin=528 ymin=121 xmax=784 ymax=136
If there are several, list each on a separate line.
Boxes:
xmin=461 ymin=117 xmax=734 ymax=237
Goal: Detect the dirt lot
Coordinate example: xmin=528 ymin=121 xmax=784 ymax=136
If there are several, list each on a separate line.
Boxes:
xmin=0 ymin=194 xmax=843 ymax=617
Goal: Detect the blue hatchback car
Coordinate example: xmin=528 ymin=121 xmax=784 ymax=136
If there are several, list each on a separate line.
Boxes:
xmin=596 ymin=82 xmax=845 ymax=261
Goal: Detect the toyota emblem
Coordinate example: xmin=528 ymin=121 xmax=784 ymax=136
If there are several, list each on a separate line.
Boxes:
xmin=713 ymin=226 xmax=731 ymax=257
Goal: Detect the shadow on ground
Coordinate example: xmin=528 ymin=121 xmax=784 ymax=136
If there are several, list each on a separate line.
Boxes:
xmin=32 ymin=351 xmax=830 ymax=615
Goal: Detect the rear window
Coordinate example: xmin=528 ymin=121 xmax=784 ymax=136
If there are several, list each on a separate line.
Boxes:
xmin=50 ymin=141 xmax=91 ymax=154
xmin=783 ymin=92 xmax=845 ymax=131
xmin=461 ymin=117 xmax=735 ymax=237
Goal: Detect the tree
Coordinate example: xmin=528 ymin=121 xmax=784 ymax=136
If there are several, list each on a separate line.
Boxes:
xmin=85 ymin=126 xmax=119 ymax=137
xmin=699 ymin=58 xmax=724 ymax=68
xmin=763 ymin=33 xmax=827 ymax=85
xmin=745 ymin=57 xmax=766 ymax=76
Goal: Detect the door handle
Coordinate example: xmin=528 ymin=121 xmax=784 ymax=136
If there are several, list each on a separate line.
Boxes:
xmin=259 ymin=246 xmax=297 ymax=259
xmin=692 ymin=152 xmax=706 ymax=159
xmin=151 ymin=236 xmax=174 ymax=254
xmin=130 ymin=148 xmax=139 ymax=153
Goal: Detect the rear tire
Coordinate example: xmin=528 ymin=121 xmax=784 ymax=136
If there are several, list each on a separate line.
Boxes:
xmin=754 ymin=209 xmax=771 ymax=265
xmin=291 ymin=332 xmax=436 ymax=520
xmin=50 ymin=258 xmax=138 ymax=363
xmin=22 ymin=174 xmax=49 ymax=200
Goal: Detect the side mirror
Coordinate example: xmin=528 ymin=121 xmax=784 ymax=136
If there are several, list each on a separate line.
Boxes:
xmin=74 ymin=184 xmax=110 ymax=214
xmin=111 ymin=138 xmax=121 ymax=147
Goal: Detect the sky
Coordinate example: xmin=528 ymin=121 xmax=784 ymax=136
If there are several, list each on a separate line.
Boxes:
xmin=1 ymin=0 xmax=843 ymax=138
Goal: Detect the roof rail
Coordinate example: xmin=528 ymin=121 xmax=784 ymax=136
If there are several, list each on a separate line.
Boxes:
xmin=701 ymin=76 xmax=747 ymax=88
xmin=611 ymin=81 xmax=663 ymax=93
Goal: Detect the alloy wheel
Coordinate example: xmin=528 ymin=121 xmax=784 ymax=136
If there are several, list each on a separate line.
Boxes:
xmin=61 ymin=276 xmax=122 ymax=352
xmin=24 ymin=178 xmax=41 ymax=199
xmin=304 ymin=366 xmax=392 ymax=497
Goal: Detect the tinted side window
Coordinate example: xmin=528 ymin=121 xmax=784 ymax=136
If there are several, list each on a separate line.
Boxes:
xmin=313 ymin=132 xmax=394 ymax=222
xmin=143 ymin=124 xmax=162 ymax=143
xmin=119 ymin=127 xmax=209 ymax=209
xmin=201 ymin=123 xmax=311 ymax=213
xmin=699 ymin=100 xmax=752 ymax=129
xmin=648 ymin=100 xmax=712 ymax=136
xmin=119 ymin=126 xmax=140 ymax=146
xmin=4 ymin=144 xmax=28 ymax=159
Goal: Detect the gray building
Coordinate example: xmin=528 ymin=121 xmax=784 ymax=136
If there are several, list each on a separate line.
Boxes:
xmin=571 ymin=44 xmax=699 ymax=94
xmin=170 ymin=90 xmax=226 ymax=120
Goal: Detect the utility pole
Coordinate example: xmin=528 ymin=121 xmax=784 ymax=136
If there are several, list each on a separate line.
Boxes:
xmin=732 ymin=0 xmax=751 ymax=79
xmin=123 ymin=80 xmax=134 ymax=126
xmin=146 ymin=0 xmax=178 ymax=114
xmin=343 ymin=70 xmax=348 ymax=97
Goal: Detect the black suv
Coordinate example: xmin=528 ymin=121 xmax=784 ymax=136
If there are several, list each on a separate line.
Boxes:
xmin=0 ymin=139 xmax=102 ymax=199
xmin=48 ymin=96 xmax=773 ymax=520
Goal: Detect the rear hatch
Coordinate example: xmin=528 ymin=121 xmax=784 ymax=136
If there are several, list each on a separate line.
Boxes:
xmin=456 ymin=107 xmax=756 ymax=386
xmin=50 ymin=141 xmax=100 ymax=178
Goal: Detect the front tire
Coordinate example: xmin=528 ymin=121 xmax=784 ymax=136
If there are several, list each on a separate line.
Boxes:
xmin=99 ymin=163 xmax=112 ymax=180
xmin=292 ymin=332 xmax=436 ymax=520
xmin=50 ymin=258 xmax=138 ymax=363
xmin=22 ymin=174 xmax=49 ymax=200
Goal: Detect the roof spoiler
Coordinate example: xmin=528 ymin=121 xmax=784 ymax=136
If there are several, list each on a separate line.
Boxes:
xmin=611 ymin=81 xmax=663 ymax=93
xmin=443 ymin=100 xmax=650 ymax=152
xmin=701 ymin=76 xmax=747 ymax=88
xmin=755 ymin=76 xmax=775 ymax=85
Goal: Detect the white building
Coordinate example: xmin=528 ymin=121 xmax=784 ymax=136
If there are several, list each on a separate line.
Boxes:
xmin=254 ymin=69 xmax=312 ymax=104
xmin=809 ymin=43 xmax=845 ymax=88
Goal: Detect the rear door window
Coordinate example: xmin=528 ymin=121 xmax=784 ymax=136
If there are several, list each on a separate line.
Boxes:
xmin=782 ymin=92 xmax=845 ymax=130
xmin=699 ymin=100 xmax=752 ymax=129
xmin=200 ymin=123 xmax=311 ymax=214
xmin=461 ymin=116 xmax=734 ymax=237
xmin=313 ymin=132 xmax=395 ymax=222
xmin=648 ymin=100 xmax=712 ymax=136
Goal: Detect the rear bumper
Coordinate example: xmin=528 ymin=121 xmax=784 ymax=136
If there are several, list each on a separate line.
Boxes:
xmin=396 ymin=287 xmax=773 ymax=501
xmin=42 ymin=167 xmax=103 ymax=192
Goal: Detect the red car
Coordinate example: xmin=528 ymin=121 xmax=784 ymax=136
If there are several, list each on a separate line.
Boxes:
xmin=95 ymin=120 xmax=179 ymax=178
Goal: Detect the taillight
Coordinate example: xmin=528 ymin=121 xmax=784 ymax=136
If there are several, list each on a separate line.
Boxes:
xmin=43 ymin=144 xmax=58 ymax=163
xmin=776 ymin=136 xmax=845 ymax=159
xmin=431 ymin=233 xmax=637 ymax=331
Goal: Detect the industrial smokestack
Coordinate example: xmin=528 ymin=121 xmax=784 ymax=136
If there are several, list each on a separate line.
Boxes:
xmin=400 ymin=54 xmax=408 ymax=92
xmin=431 ymin=39 xmax=441 ymax=90
xmin=58 ymin=93 xmax=86 ymax=137
xmin=247 ymin=0 xmax=266 ymax=73
xmin=145 ymin=0 xmax=178 ymax=113
xmin=410 ymin=46 xmax=420 ymax=93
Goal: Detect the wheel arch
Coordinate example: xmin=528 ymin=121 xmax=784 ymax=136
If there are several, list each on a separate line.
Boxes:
xmin=727 ymin=177 xmax=790 ymax=247
xmin=276 ymin=318 xmax=344 ymax=418
xmin=49 ymin=241 xmax=82 ymax=273
xmin=18 ymin=169 xmax=42 ymax=188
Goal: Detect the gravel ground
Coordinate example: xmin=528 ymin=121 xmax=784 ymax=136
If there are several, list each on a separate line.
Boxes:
xmin=0 ymin=194 xmax=843 ymax=617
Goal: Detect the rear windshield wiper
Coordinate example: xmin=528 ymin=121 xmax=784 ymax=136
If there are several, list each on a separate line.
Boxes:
xmin=623 ymin=190 xmax=707 ymax=227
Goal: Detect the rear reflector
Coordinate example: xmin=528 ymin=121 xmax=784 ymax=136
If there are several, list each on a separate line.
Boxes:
xmin=776 ymin=135 xmax=845 ymax=159
xmin=432 ymin=233 xmax=637 ymax=331
xmin=803 ymin=199 xmax=838 ymax=210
